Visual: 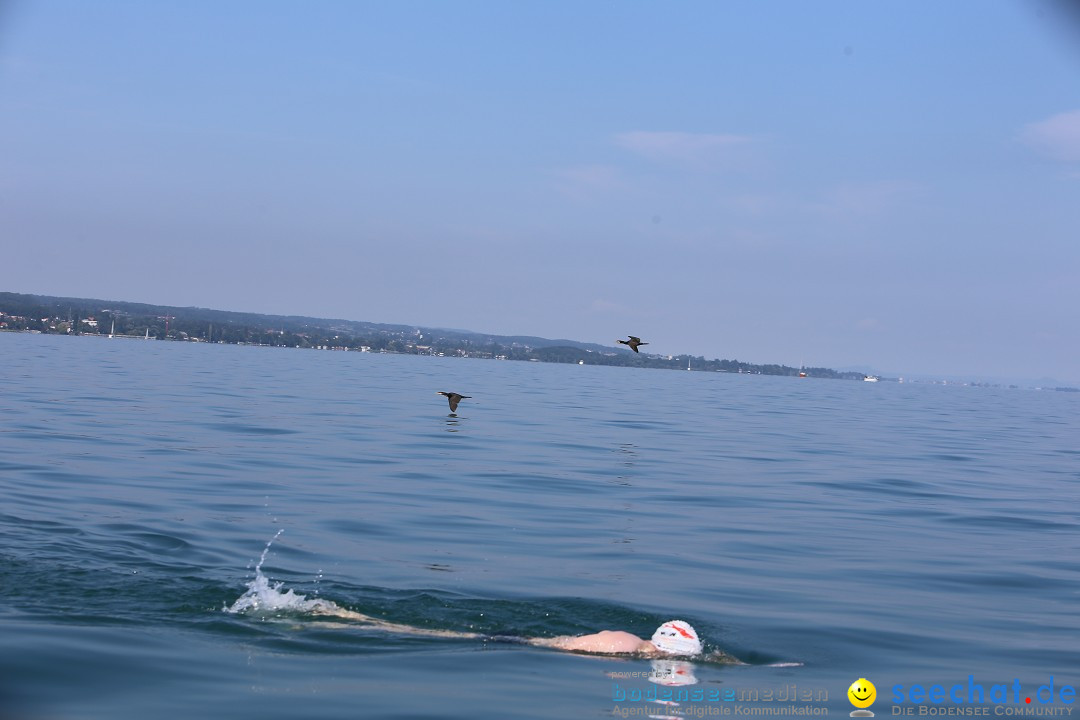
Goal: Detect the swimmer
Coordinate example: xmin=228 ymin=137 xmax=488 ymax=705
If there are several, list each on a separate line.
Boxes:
xmin=527 ymin=620 xmax=702 ymax=657
xmin=309 ymin=605 xmax=733 ymax=661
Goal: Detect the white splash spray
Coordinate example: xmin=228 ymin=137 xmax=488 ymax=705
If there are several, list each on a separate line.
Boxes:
xmin=224 ymin=530 xmax=341 ymax=617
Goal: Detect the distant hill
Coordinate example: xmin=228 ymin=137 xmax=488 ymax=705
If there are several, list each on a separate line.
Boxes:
xmin=0 ymin=291 xmax=615 ymax=350
xmin=0 ymin=291 xmax=865 ymax=379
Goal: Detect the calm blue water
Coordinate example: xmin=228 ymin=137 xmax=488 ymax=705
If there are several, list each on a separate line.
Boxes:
xmin=1 ymin=332 xmax=1078 ymax=719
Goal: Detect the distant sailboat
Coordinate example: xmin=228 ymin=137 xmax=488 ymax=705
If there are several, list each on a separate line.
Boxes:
xmin=108 ymin=320 xmax=115 ymax=339
xmin=144 ymin=328 xmax=151 ymax=340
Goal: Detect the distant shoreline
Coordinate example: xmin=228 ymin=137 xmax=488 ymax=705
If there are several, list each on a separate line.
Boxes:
xmin=6 ymin=327 xmax=1079 ymax=393
xmin=0 ymin=290 xmax=859 ymax=380
xmin=2 ymin=291 xmax=1076 ymax=391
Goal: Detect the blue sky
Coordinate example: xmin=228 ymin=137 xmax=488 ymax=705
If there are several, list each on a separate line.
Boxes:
xmin=2 ymin=1 xmax=1078 ymax=382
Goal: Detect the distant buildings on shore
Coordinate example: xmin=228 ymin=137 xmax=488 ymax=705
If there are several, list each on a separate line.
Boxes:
xmin=1 ymin=298 xmax=1074 ymax=391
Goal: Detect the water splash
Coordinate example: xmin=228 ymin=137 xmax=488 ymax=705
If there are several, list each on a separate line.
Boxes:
xmin=224 ymin=530 xmax=340 ymax=617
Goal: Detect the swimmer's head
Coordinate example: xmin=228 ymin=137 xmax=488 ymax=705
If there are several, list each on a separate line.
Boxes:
xmin=650 ymin=620 xmax=702 ymax=656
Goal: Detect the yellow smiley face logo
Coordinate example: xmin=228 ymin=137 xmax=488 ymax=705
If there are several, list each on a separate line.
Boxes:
xmin=848 ymin=678 xmax=876 ymax=709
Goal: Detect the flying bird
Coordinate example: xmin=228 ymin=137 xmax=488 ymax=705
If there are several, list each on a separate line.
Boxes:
xmin=437 ymin=391 xmax=471 ymax=413
xmin=617 ymin=336 xmax=648 ymax=353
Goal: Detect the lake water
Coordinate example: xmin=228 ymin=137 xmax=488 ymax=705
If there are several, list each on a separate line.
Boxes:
xmin=1 ymin=331 xmax=1078 ymax=719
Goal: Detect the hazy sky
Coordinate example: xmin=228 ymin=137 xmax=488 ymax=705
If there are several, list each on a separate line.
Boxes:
xmin=2 ymin=1 xmax=1078 ymax=382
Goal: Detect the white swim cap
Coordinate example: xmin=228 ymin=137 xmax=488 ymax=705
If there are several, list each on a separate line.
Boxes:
xmin=651 ymin=620 xmax=702 ymax=656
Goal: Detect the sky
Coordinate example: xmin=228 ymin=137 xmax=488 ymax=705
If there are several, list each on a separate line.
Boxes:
xmin=1 ymin=1 xmax=1078 ymax=383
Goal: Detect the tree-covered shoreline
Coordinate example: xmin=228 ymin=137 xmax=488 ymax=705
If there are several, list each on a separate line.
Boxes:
xmin=0 ymin=291 xmax=865 ymax=379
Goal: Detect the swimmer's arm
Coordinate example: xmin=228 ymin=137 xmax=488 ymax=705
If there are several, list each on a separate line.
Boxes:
xmin=310 ymin=605 xmax=482 ymax=639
